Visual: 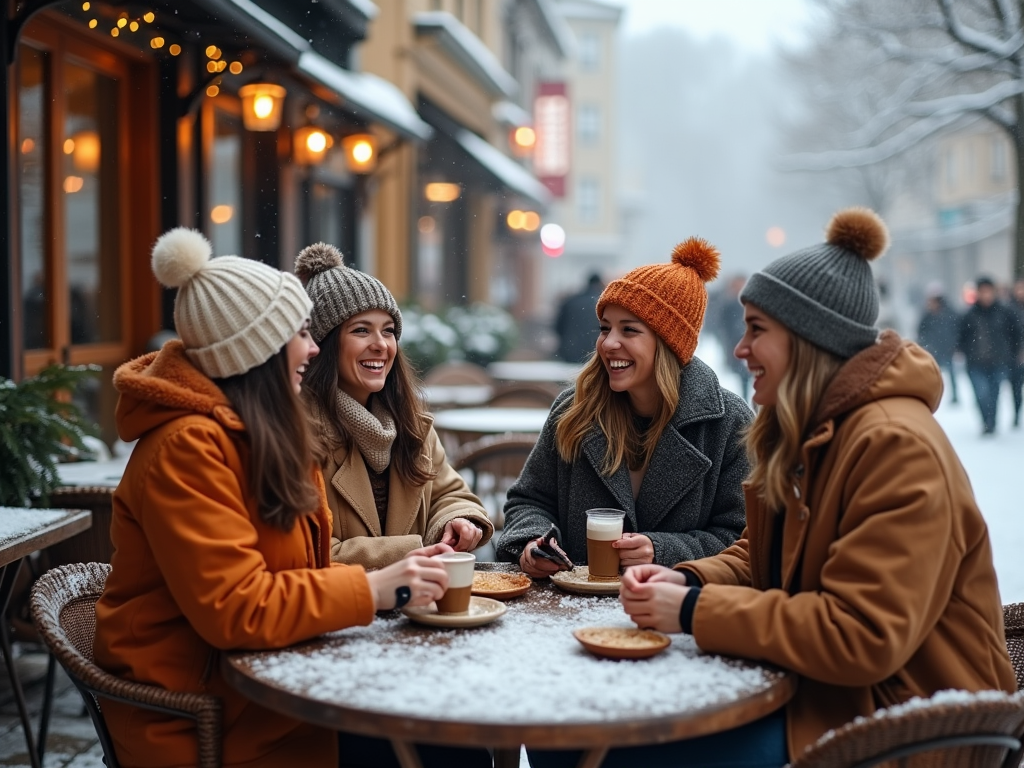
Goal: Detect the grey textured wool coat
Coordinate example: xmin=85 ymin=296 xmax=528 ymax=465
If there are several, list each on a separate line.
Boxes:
xmin=496 ymin=358 xmax=752 ymax=567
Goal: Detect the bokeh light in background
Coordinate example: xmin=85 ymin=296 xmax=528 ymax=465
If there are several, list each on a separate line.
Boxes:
xmin=765 ymin=227 xmax=786 ymax=247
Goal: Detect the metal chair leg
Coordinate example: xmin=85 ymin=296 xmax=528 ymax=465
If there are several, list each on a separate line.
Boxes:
xmin=0 ymin=560 xmax=42 ymax=768
xmin=37 ymin=652 xmax=56 ymax=760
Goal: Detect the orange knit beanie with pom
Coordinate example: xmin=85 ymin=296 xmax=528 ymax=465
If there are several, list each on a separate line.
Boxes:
xmin=595 ymin=237 xmax=721 ymax=364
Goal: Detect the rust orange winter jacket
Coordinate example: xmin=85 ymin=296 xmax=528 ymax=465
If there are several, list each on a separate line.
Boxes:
xmin=94 ymin=341 xmax=375 ymax=768
xmin=679 ymin=332 xmax=1016 ymax=759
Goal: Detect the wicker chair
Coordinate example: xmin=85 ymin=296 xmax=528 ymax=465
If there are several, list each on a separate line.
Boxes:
xmin=787 ymin=690 xmax=1024 ymax=768
xmin=1004 ymin=603 xmax=1024 ymax=691
xmin=29 ymin=563 xmax=222 ymax=768
xmin=452 ymin=434 xmax=537 ymax=530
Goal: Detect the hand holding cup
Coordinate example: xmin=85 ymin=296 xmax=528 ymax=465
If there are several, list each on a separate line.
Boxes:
xmin=367 ymin=556 xmax=449 ymax=611
xmin=613 ymin=532 xmax=655 ymax=567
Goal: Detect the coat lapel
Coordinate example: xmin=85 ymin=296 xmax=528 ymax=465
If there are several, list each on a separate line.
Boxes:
xmin=329 ymin=447 xmax=381 ymax=536
xmin=637 ymin=426 xmax=712 ymax=531
xmin=581 ymin=431 xmax=637 ymax=525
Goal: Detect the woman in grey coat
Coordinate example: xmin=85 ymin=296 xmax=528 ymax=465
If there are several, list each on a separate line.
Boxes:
xmin=497 ymin=239 xmax=751 ymax=573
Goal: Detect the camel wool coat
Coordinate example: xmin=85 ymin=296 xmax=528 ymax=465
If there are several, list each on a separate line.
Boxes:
xmin=678 ymin=332 xmax=1016 ymax=759
xmin=94 ymin=342 xmax=376 ymax=768
xmin=321 ymin=421 xmax=493 ymax=569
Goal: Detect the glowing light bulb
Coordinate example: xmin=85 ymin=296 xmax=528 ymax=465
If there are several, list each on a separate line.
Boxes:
xmin=144 ymin=11 xmax=155 ymax=22
xmin=306 ymin=130 xmax=328 ymax=154
xmin=351 ymin=140 xmax=373 ymax=164
xmin=253 ymin=95 xmax=274 ymax=119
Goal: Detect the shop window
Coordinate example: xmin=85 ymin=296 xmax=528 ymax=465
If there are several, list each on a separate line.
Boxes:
xmin=578 ymin=177 xmax=600 ymax=222
xmin=18 ymin=47 xmax=48 ymax=351
xmin=207 ymin=105 xmax=244 ymax=257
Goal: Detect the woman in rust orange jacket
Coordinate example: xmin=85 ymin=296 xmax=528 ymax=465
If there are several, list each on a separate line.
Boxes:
xmin=94 ymin=229 xmax=450 ymax=768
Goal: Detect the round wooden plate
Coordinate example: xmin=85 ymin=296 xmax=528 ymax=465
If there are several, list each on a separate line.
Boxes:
xmin=572 ymin=627 xmax=671 ymax=660
xmin=550 ymin=566 xmax=621 ymax=596
xmin=402 ymin=596 xmax=507 ymax=628
xmin=471 ymin=571 xmax=532 ymax=600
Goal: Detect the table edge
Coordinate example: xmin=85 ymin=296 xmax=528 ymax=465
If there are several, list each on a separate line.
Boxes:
xmin=0 ymin=509 xmax=92 ymax=569
xmin=222 ymin=653 xmax=796 ymax=749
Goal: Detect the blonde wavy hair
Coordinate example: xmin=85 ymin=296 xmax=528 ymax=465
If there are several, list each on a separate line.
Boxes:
xmin=555 ymin=336 xmax=681 ymax=475
xmin=745 ymin=330 xmax=844 ymax=511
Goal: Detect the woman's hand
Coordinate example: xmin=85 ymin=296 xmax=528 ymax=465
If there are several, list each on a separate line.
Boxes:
xmin=619 ymin=564 xmax=689 ymax=633
xmin=407 ymin=542 xmax=454 ymax=559
xmin=519 ymin=536 xmax=566 ymax=578
xmin=441 ymin=518 xmax=483 ymax=551
xmin=366 ymin=556 xmax=448 ymax=611
xmin=613 ymin=533 xmax=655 ymax=567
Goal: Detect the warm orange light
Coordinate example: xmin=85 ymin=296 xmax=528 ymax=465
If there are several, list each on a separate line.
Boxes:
xmin=71 ymin=131 xmax=100 ymax=173
xmin=418 ymin=216 xmax=436 ymax=234
xmin=522 ymin=211 xmax=540 ymax=231
xmin=110 ymin=28 xmax=119 ymax=36
xmin=206 ymin=85 xmax=220 ymax=97
xmin=88 ymin=19 xmax=97 ymax=28
xmin=144 ymin=11 xmax=155 ymax=22
xmin=205 ymin=45 xmax=218 ymax=58
xmin=63 ymin=176 xmax=84 ymax=194
xmin=206 ymin=61 xmax=218 ymax=73
xmin=169 ymin=44 xmax=181 ymax=56
xmin=210 ymin=205 xmax=233 ymax=224
xmin=425 ymin=182 xmax=461 ymax=202
xmin=82 ymin=1 xmax=90 ymax=9
xmin=507 ymin=210 xmax=525 ymax=229
xmin=116 ymin=17 xmax=127 ymax=27
xmin=766 ymin=226 xmax=786 ymax=247
xmin=229 ymin=61 xmax=243 ymax=75
xmin=21 ymin=138 xmax=35 ymax=154
xmin=150 ymin=37 xmax=164 ymax=49
xmin=129 ymin=20 xmax=139 ymax=31
xmin=342 ymin=134 xmax=377 ymax=174
xmin=239 ymin=83 xmax=286 ymax=131
xmin=63 ymin=139 xmax=75 ymax=155
xmin=515 ymin=126 xmax=536 ymax=147
xmin=294 ymin=126 xmax=333 ymax=165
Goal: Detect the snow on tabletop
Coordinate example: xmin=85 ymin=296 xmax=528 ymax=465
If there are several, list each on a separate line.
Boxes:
xmin=0 ymin=508 xmax=74 ymax=545
xmin=247 ymin=590 xmax=781 ymax=724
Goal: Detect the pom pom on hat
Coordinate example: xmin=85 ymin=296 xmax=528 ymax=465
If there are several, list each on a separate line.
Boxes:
xmin=295 ymin=242 xmax=344 ymax=284
xmin=151 ymin=228 xmax=212 ymax=288
xmin=671 ymin=237 xmax=720 ymax=283
xmin=825 ymin=207 xmax=889 ymax=261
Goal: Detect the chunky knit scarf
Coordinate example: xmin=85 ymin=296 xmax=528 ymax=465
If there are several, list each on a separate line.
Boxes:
xmin=333 ymin=390 xmax=397 ymax=473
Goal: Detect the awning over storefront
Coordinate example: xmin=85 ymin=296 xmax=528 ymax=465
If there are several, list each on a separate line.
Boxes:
xmin=454 ymin=129 xmax=551 ymax=207
xmin=414 ymin=11 xmax=518 ymax=99
xmin=192 ymin=0 xmax=431 ymax=141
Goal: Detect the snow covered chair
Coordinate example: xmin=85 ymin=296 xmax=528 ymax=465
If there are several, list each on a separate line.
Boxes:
xmin=787 ymin=689 xmax=1024 ymax=768
xmin=29 ymin=562 xmax=222 ymax=768
xmin=1004 ymin=602 xmax=1024 ymax=691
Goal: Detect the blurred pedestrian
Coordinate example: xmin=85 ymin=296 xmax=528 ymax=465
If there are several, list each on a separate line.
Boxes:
xmin=957 ymin=277 xmax=1023 ymax=434
xmin=1011 ymin=278 xmax=1024 ymax=426
xmin=716 ymin=274 xmax=751 ymax=400
xmin=916 ymin=282 xmax=960 ymax=404
xmin=555 ymin=272 xmax=605 ymax=363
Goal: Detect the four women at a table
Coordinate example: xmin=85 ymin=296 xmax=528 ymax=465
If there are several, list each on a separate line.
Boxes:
xmin=497 ymin=237 xmax=751 ymax=574
xmin=92 ymin=230 xmax=469 ymax=768
xmin=534 ymin=208 xmax=1016 ymax=768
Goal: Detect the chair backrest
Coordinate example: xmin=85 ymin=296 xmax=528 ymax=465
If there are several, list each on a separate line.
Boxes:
xmin=1004 ymin=603 xmax=1024 ymax=691
xmin=452 ymin=435 xmax=537 ymax=529
xmin=423 ymin=361 xmax=495 ymax=387
xmin=487 ymin=382 xmax=561 ymax=409
xmin=30 ymin=563 xmax=223 ymax=768
xmin=787 ymin=689 xmax=1024 ymax=768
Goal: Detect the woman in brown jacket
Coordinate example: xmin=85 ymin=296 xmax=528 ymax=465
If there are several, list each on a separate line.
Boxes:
xmin=538 ymin=208 xmax=1016 ymax=768
xmin=94 ymin=229 xmax=451 ymax=768
xmin=295 ymin=243 xmax=493 ymax=570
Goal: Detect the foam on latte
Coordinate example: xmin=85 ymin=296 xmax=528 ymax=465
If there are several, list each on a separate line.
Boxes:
xmin=586 ymin=516 xmax=623 ymax=541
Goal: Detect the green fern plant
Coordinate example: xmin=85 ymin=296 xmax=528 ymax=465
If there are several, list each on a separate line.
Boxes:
xmin=0 ymin=364 xmax=100 ymax=507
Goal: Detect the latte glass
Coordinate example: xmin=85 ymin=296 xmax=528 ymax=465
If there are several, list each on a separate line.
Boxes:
xmin=585 ymin=509 xmax=625 ymax=578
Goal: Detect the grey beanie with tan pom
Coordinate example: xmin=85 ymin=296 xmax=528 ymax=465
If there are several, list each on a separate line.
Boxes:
xmin=294 ymin=243 xmax=402 ymax=343
xmin=740 ymin=207 xmax=890 ymax=359
xmin=151 ymin=227 xmax=312 ymax=379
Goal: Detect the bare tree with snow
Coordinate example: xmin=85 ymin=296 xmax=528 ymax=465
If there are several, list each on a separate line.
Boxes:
xmin=784 ymin=0 xmax=1024 ymax=278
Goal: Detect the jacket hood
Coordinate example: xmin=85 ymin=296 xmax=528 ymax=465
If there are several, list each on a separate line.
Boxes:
xmin=814 ymin=330 xmax=943 ymax=427
xmin=114 ymin=340 xmax=239 ymax=442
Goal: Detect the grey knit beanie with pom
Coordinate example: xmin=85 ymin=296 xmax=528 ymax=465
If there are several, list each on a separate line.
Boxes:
xmin=151 ymin=227 xmax=312 ymax=379
xmin=740 ymin=207 xmax=889 ymax=359
xmin=295 ymin=243 xmax=402 ymax=343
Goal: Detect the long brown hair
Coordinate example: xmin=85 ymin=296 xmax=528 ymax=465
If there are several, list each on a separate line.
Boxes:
xmin=555 ymin=337 xmax=681 ymax=475
xmin=215 ymin=347 xmax=320 ymax=532
xmin=744 ymin=331 xmax=844 ymax=511
xmin=302 ymin=325 xmax=436 ymax=487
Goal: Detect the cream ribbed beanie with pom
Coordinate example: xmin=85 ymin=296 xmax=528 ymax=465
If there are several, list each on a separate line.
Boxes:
xmin=151 ymin=228 xmax=312 ymax=379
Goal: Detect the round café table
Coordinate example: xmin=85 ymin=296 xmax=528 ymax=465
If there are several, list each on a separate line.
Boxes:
xmin=223 ymin=564 xmax=795 ymax=768
xmin=488 ymin=360 xmax=582 ymax=384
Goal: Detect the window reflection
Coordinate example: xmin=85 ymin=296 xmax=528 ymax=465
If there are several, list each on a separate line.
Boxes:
xmin=19 ymin=47 xmax=48 ymax=350
xmin=64 ymin=61 xmax=121 ymax=345
xmin=209 ymin=108 xmax=243 ymax=256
